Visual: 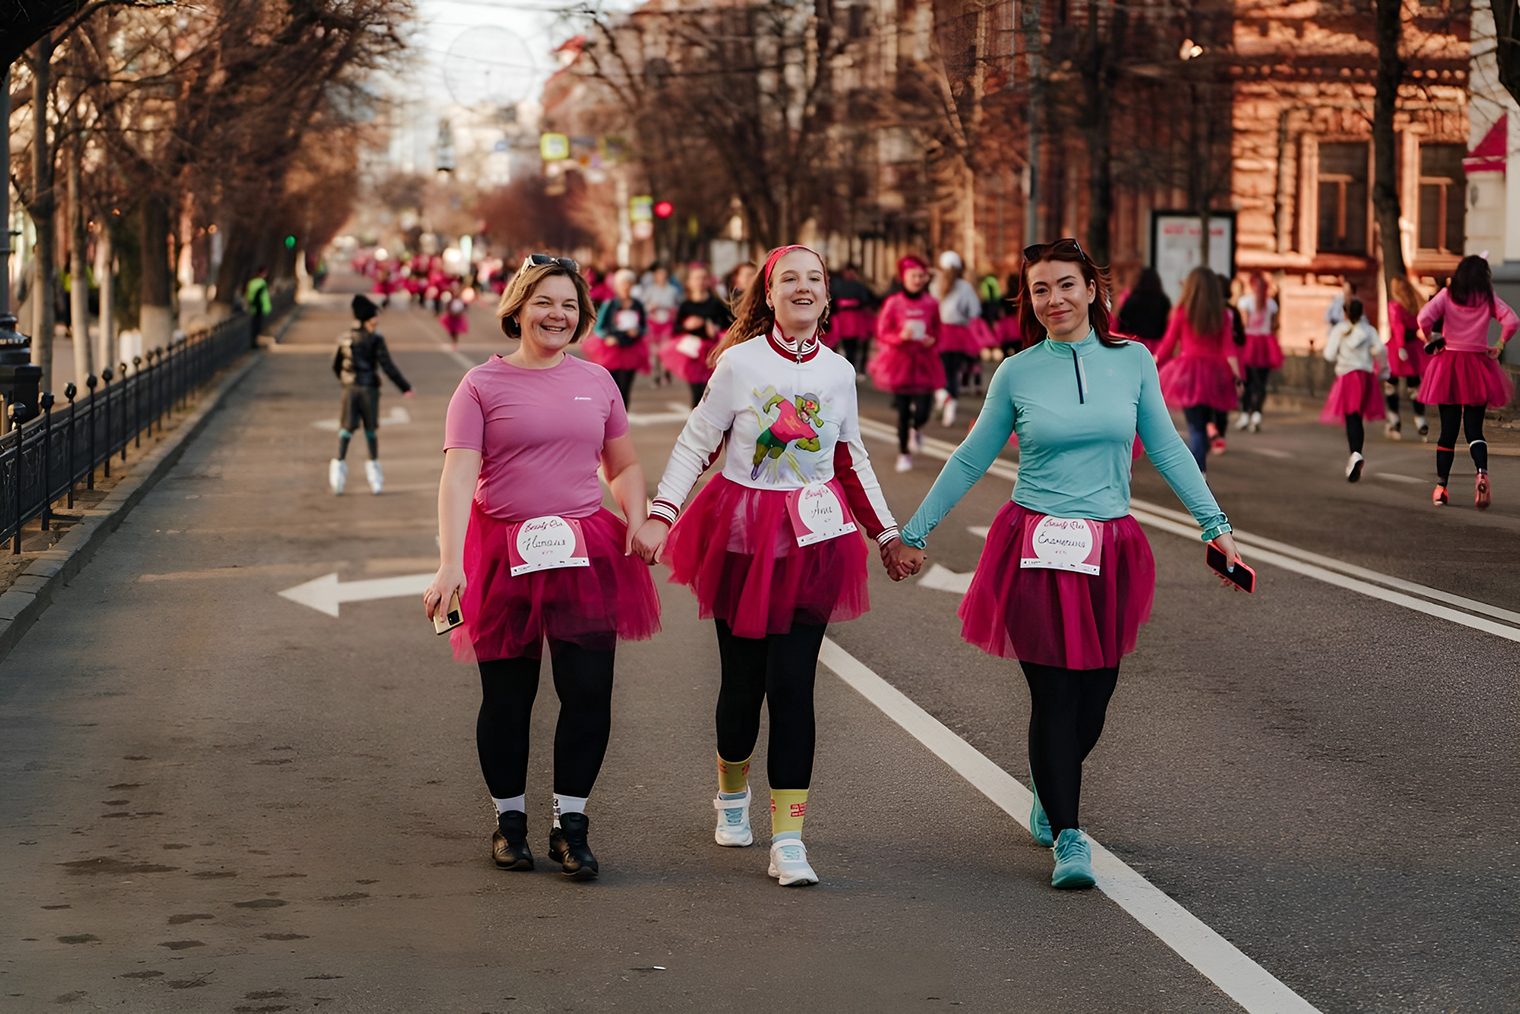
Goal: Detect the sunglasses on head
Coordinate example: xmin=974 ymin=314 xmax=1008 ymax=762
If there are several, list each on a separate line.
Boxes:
xmin=1023 ymin=237 xmax=1087 ymax=262
xmin=524 ymin=253 xmax=579 ymax=273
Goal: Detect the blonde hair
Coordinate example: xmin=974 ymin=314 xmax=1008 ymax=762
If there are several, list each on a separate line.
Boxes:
xmin=496 ymin=262 xmax=594 ymax=341
xmin=1389 ymin=276 xmax=1424 ymax=318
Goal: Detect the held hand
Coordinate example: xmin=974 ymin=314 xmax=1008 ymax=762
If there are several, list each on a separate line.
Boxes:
xmin=1488 ymin=344 xmax=1504 ymax=360
xmin=884 ymin=540 xmax=927 ymax=582
xmin=1209 ymin=532 xmax=1244 ymax=581
xmin=423 ymin=565 xmax=466 ymax=621
xmin=631 ymin=517 xmax=670 ymax=565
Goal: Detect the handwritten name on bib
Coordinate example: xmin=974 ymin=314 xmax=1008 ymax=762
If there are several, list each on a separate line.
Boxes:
xmin=786 ymin=483 xmax=857 ymax=547
xmin=1019 ymin=515 xmax=1103 ymax=576
xmin=674 ymin=335 xmax=705 ymax=359
xmin=508 ymin=516 xmax=592 ymax=577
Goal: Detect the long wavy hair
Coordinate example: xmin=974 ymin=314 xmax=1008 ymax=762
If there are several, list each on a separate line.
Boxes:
xmin=708 ymin=246 xmax=829 ymax=365
xmin=1178 ymin=267 xmax=1225 ymax=336
xmin=1017 ymin=242 xmax=1123 ymax=348
xmin=1389 ymin=276 xmax=1424 ymax=318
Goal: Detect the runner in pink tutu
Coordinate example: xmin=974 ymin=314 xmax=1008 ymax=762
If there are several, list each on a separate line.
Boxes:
xmin=870 ymin=255 xmax=946 ymax=472
xmin=825 ymin=263 xmax=876 ymax=373
xmin=1320 ymin=299 xmax=1388 ymax=482
xmin=886 ymin=237 xmax=1241 ymax=891
xmin=440 ymin=282 xmax=469 ymax=347
xmin=424 ymin=253 xmax=660 ymax=880
xmin=660 ymin=264 xmax=732 ymax=407
xmin=637 ymin=265 xmax=681 ymax=386
xmin=631 ymin=245 xmax=900 ymax=889
xmin=1155 ymin=267 xmax=1238 ymax=469
xmin=1383 ymin=276 xmax=1430 ymax=440
xmin=587 ymin=268 xmax=649 ymax=407
xmin=1234 ymin=271 xmax=1280 ymax=434
xmin=1417 ymin=255 xmax=1518 ymax=508
xmin=931 ymin=250 xmax=987 ymax=428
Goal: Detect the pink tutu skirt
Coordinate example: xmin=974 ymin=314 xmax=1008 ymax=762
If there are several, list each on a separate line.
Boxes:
xmin=453 ymin=504 xmax=661 ymax=662
xmin=1418 ymin=349 xmax=1514 ymax=407
xmin=1386 ymin=339 xmax=1427 ymax=379
xmin=660 ymin=334 xmax=718 ymax=385
xmin=937 ymin=322 xmax=982 ymax=357
xmin=585 ymin=335 xmax=651 ymax=374
xmin=869 ymin=342 xmax=947 ymax=395
xmin=441 ymin=313 xmax=468 ymax=338
xmin=1158 ymin=355 xmax=1238 ymax=412
xmin=830 ymin=308 xmax=874 ymax=342
xmin=664 ymin=475 xmax=869 ymax=638
xmin=1240 ymin=332 xmax=1284 ymax=370
xmin=1318 ymin=370 xmax=1386 ymax=423
xmin=648 ymin=317 xmax=675 ymax=346
xmin=959 ymin=503 xmax=1155 ymax=669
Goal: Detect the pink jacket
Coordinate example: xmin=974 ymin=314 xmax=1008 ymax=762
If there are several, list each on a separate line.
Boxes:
xmin=1417 ymin=288 xmax=1518 ymax=354
xmin=1154 ymin=307 xmax=1232 ymax=362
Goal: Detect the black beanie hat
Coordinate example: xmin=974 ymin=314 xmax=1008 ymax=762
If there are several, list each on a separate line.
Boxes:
xmin=351 ymin=295 xmax=378 ymax=322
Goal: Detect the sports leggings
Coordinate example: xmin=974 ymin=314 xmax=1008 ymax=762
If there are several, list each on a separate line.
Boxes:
xmin=476 ymin=641 xmax=616 ymax=801
xmin=1435 ymin=404 xmax=1489 ymax=484
xmin=688 ymin=381 xmax=707 ymax=408
xmin=1344 ymin=413 xmax=1365 ymax=455
xmin=940 ymin=351 xmax=974 ymax=400
xmin=1241 ymin=366 xmax=1270 ymax=414
xmin=895 ymin=393 xmax=933 ymax=454
xmin=1384 ymin=377 xmax=1424 ymax=419
xmin=1182 ymin=405 xmax=1212 ymax=471
xmin=713 ymin=618 xmax=827 ymax=790
xmin=1022 ymin=661 xmax=1120 ymax=836
xmin=609 ymin=369 xmax=636 ymax=408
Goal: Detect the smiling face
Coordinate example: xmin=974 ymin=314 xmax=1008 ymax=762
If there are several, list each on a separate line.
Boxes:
xmin=519 ymin=274 xmax=581 ymax=354
xmin=1027 ymin=259 xmax=1096 ymax=341
xmin=902 ymin=264 xmax=930 ymax=294
xmin=766 ymin=249 xmax=827 ymax=335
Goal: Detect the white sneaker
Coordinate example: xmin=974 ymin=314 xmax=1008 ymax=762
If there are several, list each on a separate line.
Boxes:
xmin=329 ymin=458 xmax=347 ymax=495
xmin=941 ymin=399 xmax=957 ymax=427
xmin=911 ymin=428 xmax=924 ymax=453
xmin=895 ymin=453 xmax=913 ymax=473
xmin=1233 ymin=412 xmax=1250 ymax=431
xmin=1346 ymin=451 xmax=1364 ymax=482
xmin=1249 ymin=411 xmax=1262 ymax=433
xmin=932 ymin=388 xmax=948 ymax=410
xmin=713 ymin=788 xmax=753 ymax=847
xmin=768 ymin=838 xmax=819 ymax=887
xmin=365 ymin=459 xmax=384 ymax=494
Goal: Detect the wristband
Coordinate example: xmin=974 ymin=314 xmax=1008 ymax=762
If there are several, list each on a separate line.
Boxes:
xmin=1200 ymin=522 xmax=1233 ymax=543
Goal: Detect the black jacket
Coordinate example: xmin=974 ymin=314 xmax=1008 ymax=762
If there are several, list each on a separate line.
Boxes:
xmin=333 ymin=327 xmax=411 ymax=391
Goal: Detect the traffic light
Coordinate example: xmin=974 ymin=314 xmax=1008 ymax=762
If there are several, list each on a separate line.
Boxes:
xmin=654 ymin=200 xmax=674 ymax=219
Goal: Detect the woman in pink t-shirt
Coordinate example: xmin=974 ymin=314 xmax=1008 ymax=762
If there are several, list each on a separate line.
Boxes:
xmin=1418 ymin=256 xmax=1518 ymax=508
xmin=424 ymin=255 xmax=660 ymax=879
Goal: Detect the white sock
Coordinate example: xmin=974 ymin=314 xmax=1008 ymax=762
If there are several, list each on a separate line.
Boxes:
xmin=552 ymin=793 xmax=588 ymax=828
xmin=492 ymin=795 xmax=525 ymax=815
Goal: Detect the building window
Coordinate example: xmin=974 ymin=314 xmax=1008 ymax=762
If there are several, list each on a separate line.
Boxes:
xmin=1418 ymin=144 xmax=1466 ymax=254
xmin=1317 ymin=142 xmax=1369 ymax=255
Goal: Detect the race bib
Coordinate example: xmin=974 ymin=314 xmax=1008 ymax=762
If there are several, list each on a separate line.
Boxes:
xmin=906 ymin=318 xmax=927 ymax=340
xmin=652 ymin=308 xmax=672 ymax=323
xmin=509 ymin=516 xmax=591 ymax=577
xmin=615 ymin=309 xmax=641 ymax=333
xmin=675 ymin=335 xmax=705 ymax=359
xmin=1019 ymin=515 xmax=1103 ymax=576
xmin=786 ymin=484 xmax=857 ymax=547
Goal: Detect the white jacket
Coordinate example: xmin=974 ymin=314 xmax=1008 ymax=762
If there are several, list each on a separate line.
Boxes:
xmin=1324 ymin=319 xmax=1388 ymax=377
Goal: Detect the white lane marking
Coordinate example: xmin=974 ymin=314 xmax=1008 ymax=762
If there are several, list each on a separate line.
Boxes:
xmin=859 ymin=415 xmax=1520 ymax=636
xmin=278 ymin=572 xmax=431 ymax=618
xmin=1372 ymin=472 xmax=1424 ymax=484
xmin=310 ymin=406 xmax=412 ymax=431
xmin=967 ymin=525 xmax=990 ymax=538
xmin=818 ymin=638 xmax=1322 ymax=1014
xmin=1245 ymin=446 xmax=1293 ymax=459
xmin=917 ymin=562 xmax=974 ymax=594
xmin=439 ymin=339 xmax=479 ymax=372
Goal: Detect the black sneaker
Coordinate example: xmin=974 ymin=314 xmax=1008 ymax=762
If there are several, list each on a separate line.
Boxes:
xmin=548 ymin=812 xmax=599 ymax=879
xmin=492 ymin=811 xmax=534 ymax=871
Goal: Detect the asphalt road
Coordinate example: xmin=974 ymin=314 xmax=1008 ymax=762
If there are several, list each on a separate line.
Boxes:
xmin=1 ymin=280 xmax=1515 ymax=1013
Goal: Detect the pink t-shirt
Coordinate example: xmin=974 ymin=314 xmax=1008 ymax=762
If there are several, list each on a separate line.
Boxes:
xmin=444 ymin=355 xmax=629 ymax=521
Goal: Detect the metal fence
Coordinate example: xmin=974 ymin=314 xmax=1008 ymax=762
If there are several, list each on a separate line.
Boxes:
xmin=0 ymin=312 xmax=256 ymax=552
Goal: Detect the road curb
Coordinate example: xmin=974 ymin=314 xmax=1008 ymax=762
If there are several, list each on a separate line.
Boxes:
xmin=0 ymin=349 xmax=266 ymax=666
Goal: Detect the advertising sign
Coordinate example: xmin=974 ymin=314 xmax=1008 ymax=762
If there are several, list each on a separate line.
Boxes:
xmin=1148 ymin=211 xmax=1236 ymax=302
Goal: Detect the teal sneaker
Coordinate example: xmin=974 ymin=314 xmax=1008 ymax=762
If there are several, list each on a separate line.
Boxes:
xmin=1028 ymin=771 xmax=1053 ymax=848
xmin=1051 ymin=828 xmax=1096 ymax=890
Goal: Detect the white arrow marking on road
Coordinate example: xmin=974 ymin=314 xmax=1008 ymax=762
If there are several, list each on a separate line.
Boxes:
xmin=278 ymin=572 xmax=432 ymax=617
xmin=917 ymin=563 xmax=974 ymax=595
xmin=627 ymin=401 xmax=693 ymax=426
xmin=310 ymin=406 xmax=412 ymax=431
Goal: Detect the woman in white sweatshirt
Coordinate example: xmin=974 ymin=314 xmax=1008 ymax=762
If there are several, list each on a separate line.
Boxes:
xmin=631 ymin=245 xmax=900 ymax=888
xmin=1319 ymin=298 xmax=1389 ymax=482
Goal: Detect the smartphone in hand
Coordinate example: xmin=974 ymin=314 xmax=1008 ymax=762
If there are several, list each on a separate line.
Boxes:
xmin=433 ymin=589 xmax=463 ymax=634
xmin=1206 ymin=543 xmax=1256 ymax=593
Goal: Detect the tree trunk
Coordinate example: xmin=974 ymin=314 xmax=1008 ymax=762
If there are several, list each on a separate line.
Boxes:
xmin=210 ymin=225 xmax=247 ymax=319
xmin=68 ymin=125 xmax=92 ymax=387
xmin=1023 ymin=0 xmax=1045 ymax=245
xmin=27 ymin=37 xmax=56 ymax=395
xmin=139 ymin=194 xmax=173 ymax=350
xmin=1494 ymin=0 xmax=1520 ymax=109
xmin=95 ymin=226 xmax=114 ymax=372
xmin=1083 ymin=0 xmax=1119 ymax=264
xmin=1372 ymin=0 xmax=1408 ymax=285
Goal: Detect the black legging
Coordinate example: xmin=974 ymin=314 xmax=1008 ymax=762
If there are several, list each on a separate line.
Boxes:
xmin=1241 ymin=366 xmax=1270 ymax=414
xmin=713 ymin=618 xmax=826 ymax=790
xmin=476 ymin=641 xmax=616 ymax=801
xmin=1435 ymin=404 xmax=1489 ymax=484
xmin=609 ymin=369 xmax=635 ymax=408
xmin=1022 ymin=661 xmax=1119 ymax=836
xmin=940 ymin=351 xmax=974 ymax=400
xmin=894 ymin=393 xmax=933 ymax=453
xmin=838 ymin=338 xmax=863 ymax=374
xmin=688 ymin=381 xmax=707 ymax=408
xmin=1182 ymin=405 xmax=1212 ymax=470
xmin=1384 ymin=378 xmax=1425 ymax=419
xmin=1344 ymin=412 xmax=1364 ymax=454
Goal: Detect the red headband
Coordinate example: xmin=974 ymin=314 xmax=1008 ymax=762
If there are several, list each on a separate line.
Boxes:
xmin=763 ymin=244 xmax=826 ymax=289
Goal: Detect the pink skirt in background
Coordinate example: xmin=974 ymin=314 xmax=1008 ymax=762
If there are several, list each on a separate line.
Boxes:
xmin=829 ymin=308 xmax=874 ymax=343
xmin=1239 ymin=332 xmax=1284 ymax=370
xmin=937 ymin=322 xmax=983 ymax=357
xmin=1158 ymin=355 xmax=1238 ymax=412
xmin=663 ymin=476 xmax=870 ymax=638
xmin=1386 ymin=339 xmax=1427 ymax=379
xmin=453 ymin=505 xmax=661 ymax=663
xmin=1318 ymin=370 xmax=1386 ymax=423
xmin=659 ymin=334 xmax=718 ymax=385
xmin=958 ymin=503 xmax=1155 ymax=669
xmin=1418 ymin=349 xmax=1514 ymax=407
xmin=584 ymin=335 xmax=652 ymax=374
xmin=869 ymin=342 xmax=948 ymax=395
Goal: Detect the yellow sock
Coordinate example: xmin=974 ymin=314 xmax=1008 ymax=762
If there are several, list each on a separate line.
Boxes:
xmin=716 ymin=752 xmax=751 ymax=795
xmin=771 ymin=789 xmax=809 ymax=836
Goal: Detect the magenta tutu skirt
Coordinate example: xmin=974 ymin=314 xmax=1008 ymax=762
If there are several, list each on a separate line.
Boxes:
xmin=1418 ymin=349 xmax=1514 ymax=407
xmin=958 ymin=503 xmax=1155 ymax=669
xmin=830 ymin=308 xmax=874 ymax=342
xmin=660 ymin=334 xmax=718 ymax=385
xmin=664 ymin=475 xmax=869 ymax=638
xmin=585 ymin=335 xmax=651 ymax=374
xmin=869 ymin=343 xmax=947 ymax=395
xmin=1386 ymin=339 xmax=1427 ymax=379
xmin=937 ymin=322 xmax=982 ymax=357
xmin=1240 ymin=332 xmax=1284 ymax=370
xmin=1318 ymin=370 xmax=1386 ymax=423
xmin=452 ymin=505 xmax=661 ymax=663
xmin=1158 ymin=355 xmax=1238 ymax=412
